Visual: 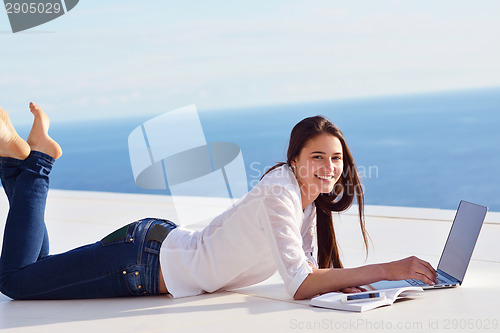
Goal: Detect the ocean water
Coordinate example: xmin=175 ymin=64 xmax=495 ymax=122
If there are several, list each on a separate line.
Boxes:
xmin=16 ymin=88 xmax=500 ymax=212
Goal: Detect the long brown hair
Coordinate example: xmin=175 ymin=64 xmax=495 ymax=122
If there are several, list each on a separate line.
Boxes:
xmin=263 ymin=116 xmax=369 ymax=268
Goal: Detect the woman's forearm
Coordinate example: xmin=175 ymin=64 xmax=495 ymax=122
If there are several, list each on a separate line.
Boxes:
xmin=294 ymin=264 xmax=387 ymax=300
xmin=294 ymin=256 xmax=438 ymax=300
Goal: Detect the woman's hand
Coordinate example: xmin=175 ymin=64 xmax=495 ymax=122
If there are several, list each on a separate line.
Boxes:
xmin=383 ymin=256 xmax=438 ymax=285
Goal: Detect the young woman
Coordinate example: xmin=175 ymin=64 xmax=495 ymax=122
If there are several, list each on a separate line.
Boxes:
xmin=0 ymin=103 xmax=437 ymax=300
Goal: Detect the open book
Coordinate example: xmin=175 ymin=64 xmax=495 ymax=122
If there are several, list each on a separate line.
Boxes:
xmin=310 ymin=287 xmax=423 ymax=312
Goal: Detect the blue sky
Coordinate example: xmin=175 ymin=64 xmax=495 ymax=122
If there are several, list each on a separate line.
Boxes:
xmin=1 ymin=0 xmax=499 ymax=124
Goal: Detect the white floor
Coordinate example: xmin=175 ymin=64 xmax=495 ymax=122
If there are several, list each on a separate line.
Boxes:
xmin=1 ymin=190 xmax=499 ymax=333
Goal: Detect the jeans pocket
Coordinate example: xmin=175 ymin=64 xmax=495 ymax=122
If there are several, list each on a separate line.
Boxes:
xmin=122 ymin=266 xmax=146 ymax=295
xmin=101 ymin=222 xmax=137 ymax=246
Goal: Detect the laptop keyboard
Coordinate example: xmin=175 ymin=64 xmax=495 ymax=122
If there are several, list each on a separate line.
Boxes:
xmin=406 ymin=279 xmax=427 ymax=286
xmin=406 ymin=277 xmax=448 ymax=286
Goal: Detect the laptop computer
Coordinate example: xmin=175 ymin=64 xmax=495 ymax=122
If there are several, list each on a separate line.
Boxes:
xmin=370 ymin=200 xmax=488 ymax=290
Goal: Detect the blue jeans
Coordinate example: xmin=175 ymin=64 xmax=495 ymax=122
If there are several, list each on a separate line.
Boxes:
xmin=0 ymin=151 xmax=177 ymax=300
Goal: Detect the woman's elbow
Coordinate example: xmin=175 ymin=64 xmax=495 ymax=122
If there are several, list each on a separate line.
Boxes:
xmin=293 ymin=276 xmax=315 ymax=300
xmin=293 ymin=268 xmax=330 ymax=300
xmin=293 ymin=289 xmax=309 ymax=300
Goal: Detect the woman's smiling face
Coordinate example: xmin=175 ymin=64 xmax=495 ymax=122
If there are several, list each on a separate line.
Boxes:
xmin=291 ymin=133 xmax=343 ymax=208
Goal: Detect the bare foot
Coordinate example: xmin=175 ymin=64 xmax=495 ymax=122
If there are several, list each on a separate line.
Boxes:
xmin=0 ymin=106 xmax=31 ymax=160
xmin=27 ymin=103 xmax=62 ymax=160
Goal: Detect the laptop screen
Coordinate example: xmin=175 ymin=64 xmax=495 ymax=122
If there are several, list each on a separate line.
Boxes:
xmin=437 ymin=201 xmax=487 ymax=282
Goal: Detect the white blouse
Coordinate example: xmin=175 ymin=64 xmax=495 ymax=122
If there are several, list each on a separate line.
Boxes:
xmin=159 ymin=165 xmax=317 ymax=298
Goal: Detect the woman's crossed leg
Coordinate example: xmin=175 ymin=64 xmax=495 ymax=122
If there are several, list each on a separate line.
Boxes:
xmin=0 ymin=104 xmax=166 ymax=300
